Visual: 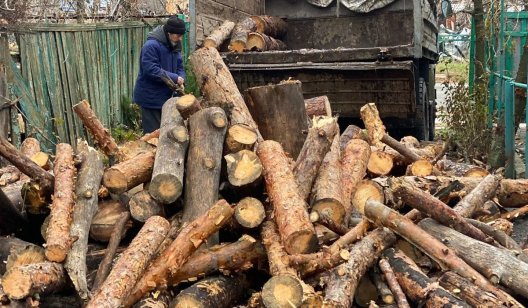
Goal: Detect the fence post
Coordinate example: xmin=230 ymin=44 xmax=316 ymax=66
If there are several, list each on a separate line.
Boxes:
xmin=505 ymin=80 xmax=515 ymax=178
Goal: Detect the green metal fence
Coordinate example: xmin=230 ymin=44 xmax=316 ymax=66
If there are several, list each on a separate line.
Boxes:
xmin=7 ymin=16 xmax=189 ymax=151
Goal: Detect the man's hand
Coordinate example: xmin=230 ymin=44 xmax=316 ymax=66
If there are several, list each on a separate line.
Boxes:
xmin=177 ymin=76 xmax=185 ymax=86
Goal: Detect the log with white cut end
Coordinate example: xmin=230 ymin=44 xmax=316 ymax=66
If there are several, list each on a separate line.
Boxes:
xmin=305 ymin=95 xmax=332 ymax=118
xmin=103 ymin=150 xmax=155 ymax=194
xmin=171 ymin=275 xmax=247 ymax=308
xmin=257 ymin=141 xmax=318 ymax=254
xmin=173 ymin=94 xmax=202 ymax=119
xmin=203 ymin=20 xmax=236 ymax=49
xmin=367 ymin=150 xmax=394 ymax=176
xmin=225 ymin=150 xmax=262 ymax=189
xmin=225 ymin=125 xmax=258 ymax=153
xmin=406 ymin=159 xmax=434 ymax=176
xmin=251 ymin=15 xmax=287 ymax=38
xmin=64 ymin=141 xmax=103 ymax=300
xmin=149 ymin=100 xmax=188 ymax=204
xmin=45 ymin=143 xmax=76 ymax=263
xmin=2 ymin=262 xmax=68 ymax=300
xmin=247 ymin=32 xmax=287 ymax=51
xmin=229 ymin=18 xmax=257 ymax=52
xmin=352 ymin=179 xmax=384 ymax=215
xmin=87 ymin=216 xmax=169 ymax=308
xmin=234 ymin=197 xmax=265 ymax=228
xmin=341 ymin=139 xmax=371 ymax=218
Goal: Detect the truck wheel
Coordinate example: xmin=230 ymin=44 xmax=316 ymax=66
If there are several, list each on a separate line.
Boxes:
xmin=414 ymin=78 xmax=430 ymax=141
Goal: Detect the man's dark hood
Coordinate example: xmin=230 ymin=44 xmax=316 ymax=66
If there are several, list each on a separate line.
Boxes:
xmin=147 ymin=25 xmax=182 ymax=52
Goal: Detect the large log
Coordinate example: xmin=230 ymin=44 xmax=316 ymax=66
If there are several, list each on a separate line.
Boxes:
xmin=294 ymin=116 xmax=338 ymax=201
xmin=149 ymin=99 xmax=188 ymax=204
xmin=453 ymin=174 xmax=500 ymax=217
xmin=189 ymin=47 xmax=261 ymax=150
xmin=173 ymin=94 xmax=202 ymax=120
xmin=251 ymin=15 xmax=287 ymax=38
xmin=64 ymin=141 xmax=103 ymax=300
xmin=340 ymin=125 xmax=368 ymax=151
xmin=124 ymin=200 xmax=234 ymax=307
xmin=229 ymin=17 xmax=257 ymax=52
xmin=257 ymin=141 xmax=318 ymax=254
xmin=171 ymin=275 xmax=247 ymax=308
xmin=245 ymin=80 xmax=309 ymax=159
xmin=247 ymin=32 xmax=287 ymax=51
xmin=352 ymin=180 xmax=384 ymax=216
xmin=234 ymin=197 xmax=265 ymax=229
xmin=439 ymin=271 xmax=508 ymax=307
xmin=341 ymin=139 xmax=371 ymax=217
xmin=419 ymin=218 xmax=528 ymax=298
xmin=73 ymin=100 xmax=122 ymax=159
xmin=2 ymin=262 xmax=68 ymax=300
xmin=305 ymin=96 xmax=332 ymax=118
xmin=367 ymin=150 xmax=394 ymax=176
xmin=89 ymin=199 xmax=131 ymax=242
xmin=224 ymin=149 xmax=262 ymax=190
xmin=383 ymin=248 xmax=471 ymax=307
xmin=103 ymin=150 xmax=155 ymax=194
xmin=129 ymin=190 xmax=164 ymax=222
xmin=203 ymin=20 xmax=236 ymax=49
xmin=86 ymin=216 xmax=170 ymax=308
xmin=182 ymin=107 xmax=227 ymax=245
xmin=45 ymin=143 xmax=76 ymax=263
xmin=0 ymin=237 xmax=39 ymax=275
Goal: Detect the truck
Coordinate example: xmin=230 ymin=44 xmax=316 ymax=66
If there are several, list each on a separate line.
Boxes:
xmin=188 ymin=0 xmax=439 ymax=140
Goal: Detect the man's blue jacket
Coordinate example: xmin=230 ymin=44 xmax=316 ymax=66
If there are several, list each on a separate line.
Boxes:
xmin=133 ymin=25 xmax=186 ymax=109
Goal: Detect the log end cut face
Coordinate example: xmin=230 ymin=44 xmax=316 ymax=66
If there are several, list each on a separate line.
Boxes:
xmin=367 ymin=151 xmax=394 ymax=176
xmin=2 ymin=268 xmax=32 ymax=300
xmin=312 ymin=199 xmax=345 ymax=225
xmin=149 ymin=174 xmax=183 ymax=204
xmin=45 ymin=245 xmax=68 ymax=263
xmin=102 ymin=169 xmax=127 ymax=194
xmin=352 ymin=180 xmax=385 ymax=215
xmin=235 ymin=197 xmax=265 ymax=228
xmin=284 ymin=230 xmax=319 ymax=255
xmin=262 ymin=275 xmax=303 ymax=308
xmin=226 ymin=125 xmax=258 ymax=152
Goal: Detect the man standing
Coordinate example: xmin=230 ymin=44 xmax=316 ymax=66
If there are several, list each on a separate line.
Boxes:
xmin=133 ymin=16 xmax=186 ymax=133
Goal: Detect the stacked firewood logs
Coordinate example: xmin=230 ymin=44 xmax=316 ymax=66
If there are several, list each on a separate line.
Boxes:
xmin=1 ymin=46 xmax=528 ymax=308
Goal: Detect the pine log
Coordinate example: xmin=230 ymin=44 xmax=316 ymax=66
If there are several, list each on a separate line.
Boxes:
xmin=381 ymin=134 xmax=421 ymax=163
xmin=437 ymin=157 xmax=490 ymax=177
xmin=294 ymin=116 xmax=338 ymax=201
xmin=129 ymin=190 xmax=164 ymax=222
xmin=498 ymin=178 xmax=528 ymax=207
xmin=103 ymin=150 xmax=155 ymax=194
xmin=352 ymin=180 xmax=384 ymax=215
xmin=391 ymin=177 xmax=494 ymax=245
xmin=311 ymin=135 xmax=345 ymax=224
xmin=340 ymin=125 xmax=368 ymax=151
xmin=502 ymin=204 xmax=528 ymax=221
xmin=133 ymin=290 xmax=172 ymax=308
xmin=2 ymin=262 xmax=68 ymax=300
xmin=225 ymin=149 xmax=262 ymax=189
xmin=0 ymin=237 xmax=40 ymax=275
xmin=87 ymin=216 xmax=170 ymax=308
xmin=140 ymin=129 xmax=160 ymax=142
xmin=383 ymin=248 xmax=471 ymax=307
xmin=5 ymin=246 xmax=45 ymax=276
xmin=365 ymin=200 xmax=520 ymax=306
xmin=360 ymin=103 xmax=386 ymax=147
xmin=124 ymin=200 xmax=234 ymax=307
xmin=369 ymin=266 xmax=394 ymax=305
xmin=19 ymin=138 xmax=40 ymax=158
xmin=378 ymin=259 xmax=410 ymax=308
xmin=251 ymin=15 xmax=287 ymax=38
xmin=229 ymin=17 xmax=257 ymax=52
xmin=171 ymin=275 xmax=246 ymax=308
xmin=174 ymin=94 xmax=202 ymax=119
xmin=322 ymin=228 xmax=397 ymax=307
xmin=30 ymin=152 xmax=50 ymax=170
xmin=225 ymin=125 xmax=258 ymax=153
xmin=315 ymin=224 xmax=339 ymax=245
xmin=341 ymin=139 xmax=371 ymax=218
xmin=182 ymin=107 xmax=227 ymax=245
xmin=367 ymin=150 xmax=394 ymax=176
xmin=234 ymin=197 xmax=265 ymax=228
xmin=189 ymin=47 xmax=261 ymax=149
xmin=168 ymin=234 xmax=265 ymax=286
xmin=247 ymin=32 xmax=287 ymax=51
xmin=0 ymin=187 xmax=26 ymax=236
xmin=405 ymin=159 xmax=433 ymax=176
xmin=439 ymin=271 xmax=509 ymax=308
xmin=90 ymin=200 xmax=131 ymax=242
xmin=310 ymin=211 xmax=348 ymax=235
xmin=64 ymin=141 xmax=103 ymax=300
xmin=203 ymin=20 xmax=236 ymax=49
xmin=117 ymin=140 xmax=156 ymax=162
xmin=453 ymin=174 xmax=500 ymax=218
xmin=466 ymin=218 xmax=524 ymax=253
xmin=245 ymin=80 xmax=309 ymax=159
xmin=73 ymin=100 xmax=122 ymax=159
xmin=45 ymin=143 xmax=76 ymax=263
xmin=154 ymin=213 xmax=183 ymax=259
xmin=149 ymin=100 xmax=188 ymax=204
xmin=257 ymin=140 xmax=318 ymax=254
xmin=419 ymin=218 xmax=528 ymax=298
xmin=305 ymin=96 xmax=332 ymax=118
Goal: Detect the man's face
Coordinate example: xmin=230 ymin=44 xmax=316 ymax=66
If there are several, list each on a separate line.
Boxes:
xmin=168 ymin=33 xmax=183 ymax=43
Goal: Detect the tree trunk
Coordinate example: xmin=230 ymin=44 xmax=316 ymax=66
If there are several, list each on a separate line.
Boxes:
xmin=234 ymin=197 xmax=265 ymax=229
xmin=124 ymin=200 xmax=234 ymax=307
xmin=453 ymin=174 xmax=500 ymax=218
xmin=129 ymin=190 xmax=164 ymax=222
xmin=173 ymin=94 xmax=202 ymax=120
xmin=203 ymin=20 xmax=236 ymax=49
xmin=168 ymin=234 xmax=265 ymax=286
xmin=45 ymin=143 xmax=76 ymax=263
xmin=305 ymin=96 xmax=332 ymax=118
xmin=189 ymin=47 xmax=261 ymax=149
xmin=341 ymin=139 xmax=371 ymax=218
xmin=251 ymin=15 xmax=287 ymax=38
xmin=149 ymin=100 xmax=188 ymax=204
xmin=294 ymin=116 xmax=338 ymax=202
xmin=322 ymin=228 xmax=397 ymax=308
xmin=225 ymin=125 xmax=258 ymax=153
xmin=383 ymin=248 xmax=471 ymax=308
xmin=247 ymin=32 xmax=287 ymax=51
xmin=171 ymin=275 xmax=247 ymax=308
xmin=229 ymin=17 xmax=257 ymax=52
xmin=89 ymin=200 xmax=131 ymax=243
xmin=378 ymin=259 xmax=410 ymax=308
xmin=19 ymin=138 xmax=40 ymax=158
xmin=352 ymin=180 xmax=384 ymax=216
xmin=0 ymin=237 xmax=39 ymax=275
xmin=257 ymin=141 xmax=318 ymax=254
xmin=369 ymin=266 xmax=394 ymax=305
xmin=224 ymin=149 xmax=263 ymax=189
xmin=245 ymin=80 xmax=309 ymax=159
xmin=367 ymin=150 xmax=394 ymax=176
xmin=340 ymin=125 xmax=368 ymax=151
xmin=473 ymin=0 xmax=486 ymax=86
xmin=154 ymin=213 xmax=183 ymax=259
xmin=360 ymin=103 xmax=386 ymax=147
xmin=466 ymin=218 xmax=524 ymax=253
xmin=405 ymin=159 xmax=434 ymax=176
xmin=64 ymin=141 xmax=103 ymax=300
xmin=311 ymin=212 xmax=348 ymax=235
xmin=311 ymin=135 xmax=346 ymax=224
xmin=419 ymin=218 xmax=528 ymax=298
xmin=439 ymin=271 xmax=509 ymax=308
xmin=2 ymin=262 xmax=68 ymax=300
xmin=73 ymin=100 xmax=122 ymax=160
xmin=87 ymin=216 xmax=170 ymax=308
xmin=103 ymin=150 xmax=155 ymax=194
xmin=182 ymin=107 xmax=227 ymax=245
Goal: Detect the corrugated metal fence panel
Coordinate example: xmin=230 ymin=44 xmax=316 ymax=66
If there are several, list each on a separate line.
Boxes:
xmin=10 ymin=18 xmax=188 ymax=151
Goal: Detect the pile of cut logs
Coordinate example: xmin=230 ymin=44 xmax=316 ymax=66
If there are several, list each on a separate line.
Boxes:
xmin=1 ymin=46 xmax=528 ymax=308
xmin=203 ymin=16 xmax=287 ymax=52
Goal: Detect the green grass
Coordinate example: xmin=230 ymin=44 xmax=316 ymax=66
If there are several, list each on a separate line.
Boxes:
xmin=437 ymin=58 xmax=469 ymax=83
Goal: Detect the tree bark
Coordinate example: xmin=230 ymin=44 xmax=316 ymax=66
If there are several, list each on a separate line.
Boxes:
xmin=87 ymin=216 xmax=170 ymax=308
xmin=203 ymin=20 xmax=236 ymax=49
xmin=466 ymin=218 xmax=524 ymax=252
xmin=473 ymin=0 xmax=486 ymax=86
xmin=257 ymin=140 xmax=318 ymax=254
xmin=2 ymin=262 xmax=68 ymax=300
xmin=182 ymin=107 xmax=227 ymax=245
xmin=103 ymin=150 xmax=155 ymax=194
xmin=369 ymin=266 xmax=394 ymax=305
xmin=251 ymin=15 xmax=287 ymax=38
xmin=64 ymin=141 xmax=103 ymax=300
xmin=322 ymin=228 xmax=397 ymax=308
xmin=381 ymin=134 xmax=421 ymax=163
xmin=154 ymin=213 xmax=183 ymax=259
xmin=419 ymin=218 xmax=528 ymax=298
xmin=124 ymin=200 xmax=234 ymax=307
xmin=129 ymin=190 xmax=164 ymax=222
xmin=224 ymin=149 xmax=262 ymax=189
xmin=311 ymin=212 xmax=348 ymax=235
xmin=341 ymin=139 xmax=371 ymax=218
xmin=305 ymin=96 xmax=332 ymax=118
xmin=502 ymin=204 xmax=528 ymax=221
xmin=45 ymin=143 xmax=76 ymax=263
xmin=360 ymin=103 xmax=386 ymax=147
xmin=340 ymin=125 xmax=368 ymax=151
xmin=453 ymin=174 xmax=500 ymax=218
xmin=171 ymin=275 xmax=247 ymax=308
xmin=89 ymin=199 xmax=131 ymax=243
xmin=383 ymin=248 xmax=471 ymax=308
xmin=149 ymin=100 xmax=188 ymax=204
xmin=245 ymin=80 xmax=309 ymax=159
xmin=229 ymin=17 xmax=257 ymax=52
xmin=234 ymin=197 xmax=265 ymax=228
xmin=378 ymin=259 xmax=410 ymax=308
xmin=247 ymin=32 xmax=287 ymax=51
